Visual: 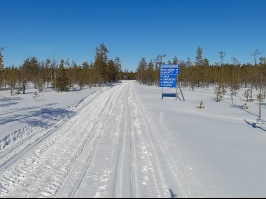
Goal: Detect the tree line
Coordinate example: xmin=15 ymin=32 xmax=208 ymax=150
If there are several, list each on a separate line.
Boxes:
xmin=1 ymin=44 xmax=266 ymax=103
xmin=136 ymin=47 xmax=266 ymax=102
xmin=0 ymin=43 xmax=136 ymax=95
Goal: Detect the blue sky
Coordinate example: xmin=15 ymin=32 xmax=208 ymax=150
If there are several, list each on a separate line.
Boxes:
xmin=1 ymin=0 xmax=266 ymax=71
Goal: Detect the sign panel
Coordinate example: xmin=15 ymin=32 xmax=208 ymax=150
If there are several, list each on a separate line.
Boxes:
xmin=160 ymin=64 xmax=180 ymax=68
xmin=160 ymin=75 xmax=176 ymax=87
xmin=160 ymin=64 xmax=180 ymax=74
xmin=160 ymin=68 xmax=179 ymax=75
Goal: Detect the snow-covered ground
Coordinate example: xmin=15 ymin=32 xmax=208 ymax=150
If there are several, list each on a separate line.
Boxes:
xmin=0 ymin=80 xmax=266 ymax=198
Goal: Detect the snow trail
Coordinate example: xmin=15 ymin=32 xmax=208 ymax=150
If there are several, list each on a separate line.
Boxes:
xmin=0 ymin=81 xmax=189 ymax=198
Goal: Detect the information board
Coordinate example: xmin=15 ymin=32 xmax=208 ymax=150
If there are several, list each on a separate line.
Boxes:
xmin=160 ymin=64 xmax=180 ymax=88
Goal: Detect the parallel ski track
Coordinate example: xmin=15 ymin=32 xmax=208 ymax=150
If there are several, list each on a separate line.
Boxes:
xmin=112 ymin=83 xmax=132 ymax=197
xmin=57 ymin=83 xmax=128 ymax=198
xmin=0 ymin=81 xmax=192 ymax=198
xmin=128 ymin=83 xmax=169 ymax=198
xmin=0 ymin=88 xmax=108 ymax=172
xmin=130 ymin=84 xmax=193 ymax=198
xmin=112 ymin=82 xmax=136 ymax=198
xmin=70 ymin=81 xmax=137 ymax=198
xmin=0 ymin=86 xmax=113 ymax=197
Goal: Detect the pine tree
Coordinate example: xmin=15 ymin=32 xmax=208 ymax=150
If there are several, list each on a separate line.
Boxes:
xmin=215 ymin=84 xmax=223 ymax=102
xmin=77 ymin=65 xmax=86 ymax=90
xmin=81 ymin=61 xmax=91 ymax=86
xmin=147 ymin=60 xmax=154 ymax=85
xmin=5 ymin=66 xmax=18 ymax=95
xmin=0 ymin=47 xmax=5 ymax=87
xmin=0 ymin=48 xmax=4 ymax=70
xmin=136 ymin=58 xmax=147 ymax=85
xmin=94 ymin=43 xmax=109 ymax=86
xmin=172 ymin=56 xmax=179 ymax=64
xmin=114 ymin=56 xmax=122 ymax=81
xmin=68 ymin=62 xmax=79 ymax=89
xmin=195 ymin=46 xmax=203 ymax=66
xmin=21 ymin=57 xmax=40 ymax=93
xmin=107 ymin=59 xmax=116 ymax=82
xmin=56 ymin=59 xmax=69 ymax=92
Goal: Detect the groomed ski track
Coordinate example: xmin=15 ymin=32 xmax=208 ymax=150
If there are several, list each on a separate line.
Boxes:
xmin=0 ymin=81 xmax=191 ymax=198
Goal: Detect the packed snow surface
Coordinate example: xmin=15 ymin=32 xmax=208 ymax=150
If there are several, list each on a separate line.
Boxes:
xmin=0 ymin=80 xmax=266 ymax=198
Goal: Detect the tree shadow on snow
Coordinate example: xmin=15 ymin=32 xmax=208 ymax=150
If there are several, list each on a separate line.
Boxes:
xmin=106 ymin=81 xmax=124 ymax=87
xmin=169 ymin=189 xmax=177 ymax=198
xmin=0 ymin=103 xmax=58 ymax=117
xmin=0 ymin=97 xmax=22 ymax=102
xmin=0 ymin=97 xmax=22 ymax=108
xmin=0 ymin=107 xmax=75 ymax=129
xmin=0 ymin=102 xmax=19 ymax=107
xmin=231 ymin=104 xmax=259 ymax=117
xmin=231 ymin=104 xmax=244 ymax=109
xmin=244 ymin=119 xmax=266 ymax=132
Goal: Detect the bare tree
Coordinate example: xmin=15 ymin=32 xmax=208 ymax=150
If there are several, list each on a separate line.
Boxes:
xmin=218 ymin=51 xmax=226 ymax=75
xmin=218 ymin=51 xmax=226 ymax=65
xmin=218 ymin=51 xmax=226 ymax=90
xmin=250 ymin=49 xmax=261 ymax=66
xmin=152 ymin=54 xmax=166 ymax=86
xmin=230 ymin=57 xmax=240 ymax=105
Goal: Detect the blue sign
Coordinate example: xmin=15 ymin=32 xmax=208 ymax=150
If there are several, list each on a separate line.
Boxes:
xmin=160 ymin=64 xmax=180 ymax=88
xmin=160 ymin=64 xmax=180 ymax=69
xmin=160 ymin=75 xmax=176 ymax=87
xmin=160 ymin=68 xmax=179 ymax=75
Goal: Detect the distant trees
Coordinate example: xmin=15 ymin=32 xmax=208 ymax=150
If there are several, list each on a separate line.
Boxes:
xmin=94 ymin=43 xmax=109 ymax=86
xmin=195 ymin=46 xmax=203 ymax=66
xmin=135 ymin=47 xmax=266 ymax=108
xmin=0 ymin=43 xmax=134 ymax=95
xmin=136 ymin=57 xmax=148 ymax=85
xmin=2 ymin=43 xmax=266 ymax=109
xmin=250 ymin=49 xmax=261 ymax=66
xmin=136 ymin=54 xmax=167 ymax=86
xmin=114 ymin=56 xmax=122 ymax=81
xmin=122 ymin=69 xmax=135 ymax=80
xmin=93 ymin=43 xmax=124 ymax=86
xmin=4 ymin=66 xmax=18 ymax=95
xmin=56 ymin=59 xmax=69 ymax=92
xmin=0 ymin=47 xmax=4 ymax=69
xmin=107 ymin=59 xmax=116 ymax=82
xmin=0 ymin=47 xmax=5 ymax=87
xmin=229 ymin=57 xmax=241 ymax=105
xmin=106 ymin=56 xmax=122 ymax=83
xmin=258 ymin=57 xmax=266 ymax=118
xmin=20 ymin=57 xmax=41 ymax=94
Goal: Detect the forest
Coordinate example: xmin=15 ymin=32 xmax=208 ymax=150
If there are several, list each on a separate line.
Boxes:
xmin=1 ymin=44 xmax=266 ymax=105
xmin=136 ymin=47 xmax=266 ymax=105
xmin=0 ymin=44 xmax=135 ymax=95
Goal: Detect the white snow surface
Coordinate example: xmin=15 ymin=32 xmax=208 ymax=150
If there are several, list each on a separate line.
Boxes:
xmin=0 ymin=80 xmax=266 ymax=198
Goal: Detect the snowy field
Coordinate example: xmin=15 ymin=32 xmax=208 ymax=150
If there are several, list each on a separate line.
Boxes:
xmin=0 ymin=80 xmax=266 ymax=198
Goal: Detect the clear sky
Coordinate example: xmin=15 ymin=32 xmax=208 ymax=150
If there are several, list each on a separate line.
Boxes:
xmin=1 ymin=0 xmax=266 ymax=71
